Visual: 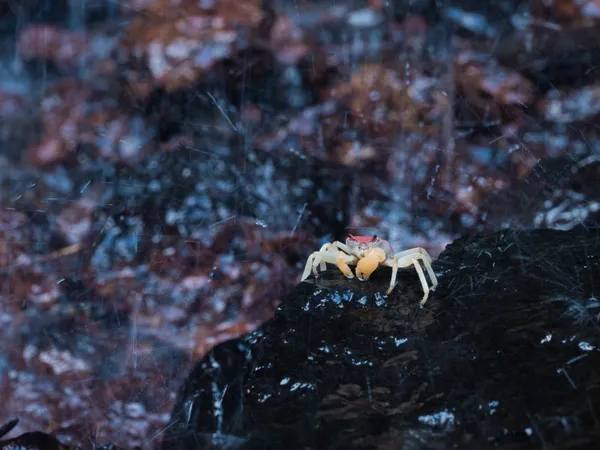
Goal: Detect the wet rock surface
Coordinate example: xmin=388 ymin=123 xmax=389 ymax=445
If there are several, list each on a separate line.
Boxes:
xmin=163 ymin=227 xmax=600 ymax=449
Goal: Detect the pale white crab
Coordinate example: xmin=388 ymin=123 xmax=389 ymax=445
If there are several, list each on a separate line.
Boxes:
xmin=301 ymin=234 xmax=438 ymax=305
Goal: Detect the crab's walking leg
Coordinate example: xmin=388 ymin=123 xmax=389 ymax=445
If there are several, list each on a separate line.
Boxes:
xmin=301 ymin=243 xmax=358 ymax=281
xmin=331 ymin=241 xmax=352 ymax=254
xmin=384 ymin=248 xmax=438 ymax=304
xmin=301 ymin=243 xmax=330 ymax=281
xmin=391 ymin=248 xmax=438 ymax=289
xmin=411 ymin=258 xmax=430 ymax=305
xmin=386 ymin=256 xmax=430 ymax=303
xmin=387 ymin=261 xmax=400 ymax=296
xmin=311 ymin=244 xmax=330 ymax=272
xmin=416 ymin=250 xmax=437 ymax=290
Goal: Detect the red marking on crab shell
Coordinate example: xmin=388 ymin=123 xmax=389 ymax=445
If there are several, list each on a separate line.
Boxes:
xmin=347 ymin=234 xmax=378 ymax=243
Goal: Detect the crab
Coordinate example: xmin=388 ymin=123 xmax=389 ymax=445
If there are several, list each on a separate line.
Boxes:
xmin=300 ymin=234 xmax=438 ymax=305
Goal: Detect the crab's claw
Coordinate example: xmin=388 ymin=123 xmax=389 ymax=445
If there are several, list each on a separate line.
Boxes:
xmin=356 ymin=248 xmax=386 ymax=281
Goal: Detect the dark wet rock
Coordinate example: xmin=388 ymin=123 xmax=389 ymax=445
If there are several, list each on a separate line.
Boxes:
xmin=163 ymin=227 xmax=600 ymax=449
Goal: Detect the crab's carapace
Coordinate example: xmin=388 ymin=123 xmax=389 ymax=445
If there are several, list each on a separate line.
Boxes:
xmin=347 ymin=234 xmax=378 ymax=244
